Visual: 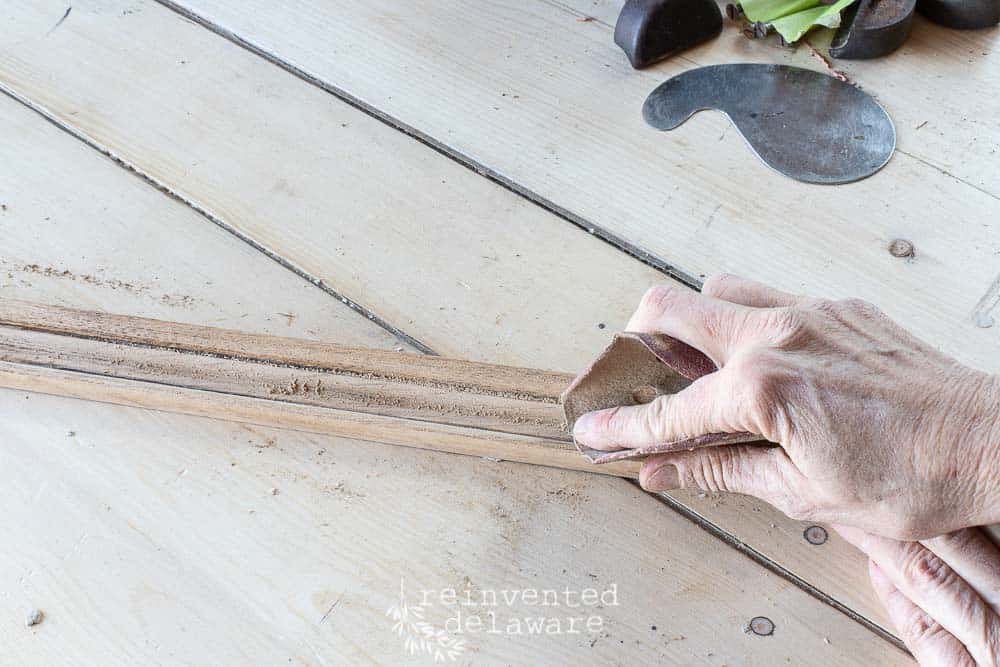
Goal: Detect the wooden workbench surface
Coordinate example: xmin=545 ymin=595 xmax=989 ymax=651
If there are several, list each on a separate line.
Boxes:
xmin=1 ymin=1 xmax=995 ymax=664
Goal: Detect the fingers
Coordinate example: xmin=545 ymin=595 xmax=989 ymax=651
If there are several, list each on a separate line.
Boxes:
xmin=838 ymin=526 xmax=1000 ymax=666
xmin=638 ymin=444 xmax=807 ymax=509
xmin=867 ymin=560 xmax=975 ymax=666
xmin=702 ymin=273 xmax=801 ymax=309
xmin=574 ymin=371 xmax=747 ymax=451
xmin=922 ymin=529 xmax=1000 ymax=614
xmin=625 ymin=284 xmax=771 ymax=366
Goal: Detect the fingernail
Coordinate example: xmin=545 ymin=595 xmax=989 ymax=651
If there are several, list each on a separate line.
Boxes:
xmin=573 ymin=412 xmax=596 ymax=438
xmin=642 ymin=464 xmax=680 ymax=491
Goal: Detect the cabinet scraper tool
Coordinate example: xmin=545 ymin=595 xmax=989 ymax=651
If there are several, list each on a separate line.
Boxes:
xmin=642 ymin=64 xmax=896 ymax=184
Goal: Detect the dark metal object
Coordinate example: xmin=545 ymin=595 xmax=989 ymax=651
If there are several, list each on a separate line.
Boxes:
xmin=642 ymin=64 xmax=897 ymax=184
xmin=918 ymin=0 xmax=1000 ymax=28
xmin=803 ymin=525 xmax=829 ymax=545
xmin=830 ymin=0 xmax=917 ymax=59
xmin=614 ymin=0 xmax=723 ymax=69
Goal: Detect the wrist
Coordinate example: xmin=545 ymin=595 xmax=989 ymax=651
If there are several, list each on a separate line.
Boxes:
xmin=964 ymin=372 xmax=1000 ymax=526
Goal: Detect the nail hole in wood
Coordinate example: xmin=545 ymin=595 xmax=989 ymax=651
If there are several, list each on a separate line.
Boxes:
xmin=803 ymin=525 xmax=828 ymax=545
xmin=748 ymin=616 xmax=774 ymax=636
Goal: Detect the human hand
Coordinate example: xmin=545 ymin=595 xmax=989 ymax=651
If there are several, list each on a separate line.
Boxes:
xmin=572 ymin=275 xmax=1000 ymax=539
xmin=836 ymin=525 xmax=999 ymax=666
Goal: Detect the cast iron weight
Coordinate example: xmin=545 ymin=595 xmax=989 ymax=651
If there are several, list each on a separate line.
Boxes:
xmin=614 ymin=0 xmax=724 ymax=68
xmin=918 ymin=0 xmax=1000 ymax=28
xmin=830 ymin=0 xmax=997 ymax=60
xmin=830 ymin=0 xmax=917 ymax=59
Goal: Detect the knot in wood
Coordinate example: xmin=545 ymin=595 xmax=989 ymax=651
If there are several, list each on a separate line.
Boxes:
xmin=888 ymin=238 xmax=914 ymax=258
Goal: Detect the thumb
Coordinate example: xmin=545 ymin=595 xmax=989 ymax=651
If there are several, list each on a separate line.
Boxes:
xmin=573 ymin=371 xmax=749 ymax=452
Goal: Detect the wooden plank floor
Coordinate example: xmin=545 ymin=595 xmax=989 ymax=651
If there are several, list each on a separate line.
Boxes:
xmin=0 ymin=89 xmax=903 ymax=665
xmin=2 ymin=0 xmax=994 ymax=663
xmin=154 ymin=0 xmax=999 ymax=372
xmin=0 ymin=0 xmax=901 ymax=636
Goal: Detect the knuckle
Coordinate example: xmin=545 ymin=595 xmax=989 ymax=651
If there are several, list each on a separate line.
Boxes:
xmin=642 ymin=396 xmax=672 ymax=437
xmin=899 ymin=607 xmax=942 ymax=648
xmin=900 ymin=543 xmax=954 ymax=591
xmin=809 ymin=296 xmax=885 ymax=322
xmin=592 ymin=406 xmax=627 ymax=437
xmin=698 ymin=305 xmax=730 ymax=343
xmin=840 ymin=297 xmax=881 ymax=319
xmin=679 ymin=447 xmax=762 ymax=496
xmin=727 ymin=352 xmax=786 ymax=433
xmin=639 ymin=284 xmax=682 ymax=318
xmin=756 ymin=307 xmax=805 ymax=347
xmin=602 ymin=398 xmax=671 ymax=444
xmin=701 ymin=272 xmax=737 ymax=298
xmin=680 ymin=449 xmax=735 ymax=493
xmin=805 ymin=297 xmax=839 ymax=316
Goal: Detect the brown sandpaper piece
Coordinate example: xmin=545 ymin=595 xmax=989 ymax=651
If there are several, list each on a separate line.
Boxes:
xmin=561 ymin=332 xmax=761 ymax=464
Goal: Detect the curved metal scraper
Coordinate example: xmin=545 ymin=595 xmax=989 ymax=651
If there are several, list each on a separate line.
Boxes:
xmin=642 ymin=64 xmax=896 ymax=184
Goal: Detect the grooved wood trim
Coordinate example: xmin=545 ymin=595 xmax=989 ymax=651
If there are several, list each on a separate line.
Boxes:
xmin=0 ymin=299 xmax=640 ymax=478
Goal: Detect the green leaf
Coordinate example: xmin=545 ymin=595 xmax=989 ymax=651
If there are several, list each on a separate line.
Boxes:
xmin=739 ymin=0 xmax=822 ymax=23
xmin=768 ymin=0 xmax=856 ymax=42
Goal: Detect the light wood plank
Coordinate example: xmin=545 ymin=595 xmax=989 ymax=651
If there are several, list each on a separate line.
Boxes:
xmin=0 ymin=62 xmax=906 ymax=663
xmin=0 ymin=0 xmax=665 ymax=371
xmin=3 ymin=390 xmax=908 ymax=665
xmin=152 ymin=0 xmax=1000 ymax=376
xmin=0 ymin=92 xmax=404 ymax=350
xmin=0 ymin=0 xmax=907 ymax=637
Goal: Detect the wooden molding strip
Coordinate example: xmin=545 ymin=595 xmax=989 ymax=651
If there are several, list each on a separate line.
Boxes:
xmin=0 ymin=299 xmax=639 ymax=477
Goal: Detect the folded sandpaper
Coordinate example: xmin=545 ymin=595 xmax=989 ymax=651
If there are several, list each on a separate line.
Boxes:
xmin=561 ymin=332 xmax=761 ymax=464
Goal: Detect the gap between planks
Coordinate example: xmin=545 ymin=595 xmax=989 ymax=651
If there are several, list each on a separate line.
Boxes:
xmin=153 ymin=0 xmax=706 ymax=290
xmin=647 ymin=490 xmax=906 ymax=651
xmin=0 ymin=83 xmax=437 ymax=356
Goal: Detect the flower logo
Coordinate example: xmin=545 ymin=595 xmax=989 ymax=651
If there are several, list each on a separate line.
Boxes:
xmin=386 ymin=579 xmax=466 ymax=662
